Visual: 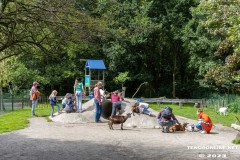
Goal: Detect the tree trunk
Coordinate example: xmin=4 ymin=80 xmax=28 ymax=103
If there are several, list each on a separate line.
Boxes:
xmin=172 ymin=51 xmax=177 ymax=99
xmin=172 ymin=44 xmax=178 ymax=99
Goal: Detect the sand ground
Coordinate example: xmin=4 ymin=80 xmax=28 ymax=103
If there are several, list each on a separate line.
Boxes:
xmin=0 ymin=99 xmax=239 ymax=160
xmin=0 ymin=116 xmax=239 ymax=160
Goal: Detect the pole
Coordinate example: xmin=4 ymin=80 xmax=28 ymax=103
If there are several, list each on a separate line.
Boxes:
xmin=132 ymin=82 xmax=148 ymax=98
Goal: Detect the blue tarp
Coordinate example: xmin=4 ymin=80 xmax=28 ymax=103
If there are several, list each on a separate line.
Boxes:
xmin=85 ymin=59 xmax=106 ymax=70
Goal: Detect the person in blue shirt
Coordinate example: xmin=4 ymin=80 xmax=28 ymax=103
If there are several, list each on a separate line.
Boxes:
xmin=49 ymin=90 xmax=60 ymax=117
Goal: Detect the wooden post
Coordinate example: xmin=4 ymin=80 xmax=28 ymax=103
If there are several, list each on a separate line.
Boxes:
xmin=12 ymin=93 xmax=14 ymax=111
xmin=157 ymin=100 xmax=161 ymax=108
xmin=179 ymin=102 xmax=183 ymax=108
xmin=103 ymin=70 xmax=105 ymax=90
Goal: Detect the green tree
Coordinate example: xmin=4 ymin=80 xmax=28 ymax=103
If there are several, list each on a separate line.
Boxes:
xmin=183 ymin=0 xmax=240 ymax=92
xmin=114 ymin=72 xmax=130 ymax=88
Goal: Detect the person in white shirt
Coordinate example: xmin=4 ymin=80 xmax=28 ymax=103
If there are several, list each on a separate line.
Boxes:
xmin=134 ymin=102 xmax=151 ymax=116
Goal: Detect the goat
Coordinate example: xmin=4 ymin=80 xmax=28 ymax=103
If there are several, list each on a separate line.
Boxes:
xmin=168 ymin=123 xmax=189 ymax=133
xmin=217 ymin=107 xmax=228 ymax=116
xmin=108 ymin=113 xmax=132 ymax=130
xmin=131 ymin=106 xmax=139 ymax=116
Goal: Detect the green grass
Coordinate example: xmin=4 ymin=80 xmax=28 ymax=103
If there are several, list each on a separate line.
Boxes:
xmin=150 ymin=103 xmax=240 ymax=127
xmin=0 ymin=103 xmax=56 ymax=134
xmin=232 ymin=139 xmax=240 ymax=144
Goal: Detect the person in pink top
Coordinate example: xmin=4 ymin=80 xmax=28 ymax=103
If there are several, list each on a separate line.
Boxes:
xmin=111 ymin=90 xmax=123 ymax=116
xmin=30 ymin=81 xmax=40 ymax=116
xmin=94 ymin=82 xmax=103 ymax=123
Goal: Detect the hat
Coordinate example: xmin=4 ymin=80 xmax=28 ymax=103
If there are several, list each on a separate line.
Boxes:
xmin=33 ymin=81 xmax=39 ymax=85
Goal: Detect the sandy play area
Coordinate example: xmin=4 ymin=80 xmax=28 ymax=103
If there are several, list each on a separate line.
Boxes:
xmin=0 ymin=98 xmax=239 ymax=160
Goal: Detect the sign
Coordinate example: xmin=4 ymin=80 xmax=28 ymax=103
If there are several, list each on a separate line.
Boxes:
xmin=85 ymin=75 xmax=91 ymax=87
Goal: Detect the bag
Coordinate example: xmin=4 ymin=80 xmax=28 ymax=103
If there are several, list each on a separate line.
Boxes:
xmin=32 ymin=93 xmax=37 ymax=100
xmin=161 ymin=107 xmax=172 ymax=120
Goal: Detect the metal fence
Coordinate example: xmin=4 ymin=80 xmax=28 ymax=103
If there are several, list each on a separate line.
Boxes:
xmin=0 ymin=90 xmax=30 ymax=111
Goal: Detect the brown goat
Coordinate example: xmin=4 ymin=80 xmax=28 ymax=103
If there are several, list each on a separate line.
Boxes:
xmin=168 ymin=123 xmax=189 ymax=133
xmin=132 ymin=106 xmax=139 ymax=116
xmin=108 ymin=113 xmax=132 ymax=130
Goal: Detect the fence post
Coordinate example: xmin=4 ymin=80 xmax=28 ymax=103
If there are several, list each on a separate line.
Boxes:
xmin=12 ymin=93 xmax=14 ymax=111
xmin=22 ymin=93 xmax=24 ymax=109
xmin=0 ymin=94 xmax=1 ymax=111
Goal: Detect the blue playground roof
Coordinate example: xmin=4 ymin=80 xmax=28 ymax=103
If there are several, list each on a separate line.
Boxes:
xmin=85 ymin=59 xmax=106 ymax=70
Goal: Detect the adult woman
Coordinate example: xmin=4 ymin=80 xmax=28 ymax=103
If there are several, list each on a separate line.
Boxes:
xmin=30 ymin=81 xmax=40 ymax=116
xmin=94 ymin=82 xmax=103 ymax=122
xmin=196 ymin=109 xmax=213 ymax=134
xmin=74 ymin=79 xmax=85 ymax=113
xmin=157 ymin=106 xmax=180 ymax=132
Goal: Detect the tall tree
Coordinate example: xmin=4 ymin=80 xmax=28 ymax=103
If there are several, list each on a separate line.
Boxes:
xmin=183 ymin=0 xmax=240 ymax=93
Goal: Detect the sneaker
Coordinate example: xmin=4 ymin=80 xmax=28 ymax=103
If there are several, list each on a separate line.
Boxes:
xmin=201 ymin=131 xmax=206 ymax=134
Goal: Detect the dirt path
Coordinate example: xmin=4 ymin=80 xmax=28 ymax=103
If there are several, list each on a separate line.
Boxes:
xmin=0 ymin=117 xmax=239 ymax=160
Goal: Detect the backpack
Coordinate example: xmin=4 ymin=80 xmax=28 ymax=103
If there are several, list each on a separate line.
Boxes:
xmin=161 ymin=107 xmax=172 ymax=120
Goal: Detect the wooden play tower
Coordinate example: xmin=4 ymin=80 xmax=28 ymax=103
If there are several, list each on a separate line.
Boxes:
xmin=84 ymin=59 xmax=106 ymax=95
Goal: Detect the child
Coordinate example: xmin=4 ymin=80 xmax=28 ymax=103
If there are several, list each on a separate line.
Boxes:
xmin=135 ymin=101 xmax=152 ymax=116
xmin=61 ymin=94 xmax=68 ymax=110
xmin=63 ymin=93 xmax=74 ymax=113
xmin=49 ymin=90 xmax=60 ymax=117
xmin=111 ymin=90 xmax=122 ymax=116
xmin=74 ymin=79 xmax=85 ymax=113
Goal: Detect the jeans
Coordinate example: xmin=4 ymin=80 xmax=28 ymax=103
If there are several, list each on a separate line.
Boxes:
xmin=142 ymin=108 xmax=151 ymax=114
xmin=111 ymin=101 xmax=121 ymax=116
xmin=75 ymin=91 xmax=82 ymax=112
xmin=51 ymin=104 xmax=60 ymax=116
xmin=31 ymin=100 xmax=38 ymax=115
xmin=195 ymin=122 xmax=203 ymax=130
xmin=94 ymin=99 xmax=102 ymax=122
xmin=158 ymin=119 xmax=177 ymax=127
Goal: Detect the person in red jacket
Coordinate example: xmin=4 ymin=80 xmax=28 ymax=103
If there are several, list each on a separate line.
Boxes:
xmin=196 ymin=109 xmax=213 ymax=134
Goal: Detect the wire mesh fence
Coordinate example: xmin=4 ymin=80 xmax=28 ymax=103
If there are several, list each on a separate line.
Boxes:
xmin=0 ymin=89 xmax=50 ymax=111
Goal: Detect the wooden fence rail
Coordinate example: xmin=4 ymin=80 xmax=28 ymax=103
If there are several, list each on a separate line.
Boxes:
xmin=141 ymin=98 xmax=206 ymax=108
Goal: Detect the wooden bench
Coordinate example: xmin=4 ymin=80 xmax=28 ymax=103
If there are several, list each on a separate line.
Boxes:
xmin=141 ymin=98 xmax=206 ymax=108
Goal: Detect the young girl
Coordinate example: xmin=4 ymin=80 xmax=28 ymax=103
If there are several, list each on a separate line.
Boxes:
xmin=74 ymin=79 xmax=85 ymax=113
xmin=49 ymin=90 xmax=60 ymax=117
xmin=111 ymin=90 xmax=122 ymax=116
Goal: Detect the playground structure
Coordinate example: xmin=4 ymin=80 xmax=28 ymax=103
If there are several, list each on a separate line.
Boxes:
xmin=84 ymin=59 xmax=106 ymax=96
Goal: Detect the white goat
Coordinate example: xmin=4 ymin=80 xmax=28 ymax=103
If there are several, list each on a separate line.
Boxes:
xmin=217 ymin=107 xmax=228 ymax=116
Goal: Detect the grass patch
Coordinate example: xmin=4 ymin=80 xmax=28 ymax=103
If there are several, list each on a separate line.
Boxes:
xmin=232 ymin=139 xmax=240 ymax=144
xmin=150 ymin=103 xmax=240 ymax=127
xmin=45 ymin=116 xmax=53 ymax=122
xmin=0 ymin=103 xmax=57 ymax=134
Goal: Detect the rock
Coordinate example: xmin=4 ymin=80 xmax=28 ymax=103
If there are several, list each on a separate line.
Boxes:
xmin=51 ymin=98 xmax=160 ymax=129
xmin=235 ymin=132 xmax=240 ymax=140
xmin=231 ymin=124 xmax=240 ymax=131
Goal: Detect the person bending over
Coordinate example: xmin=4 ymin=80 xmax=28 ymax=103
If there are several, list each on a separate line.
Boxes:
xmin=157 ymin=106 xmax=179 ymax=132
